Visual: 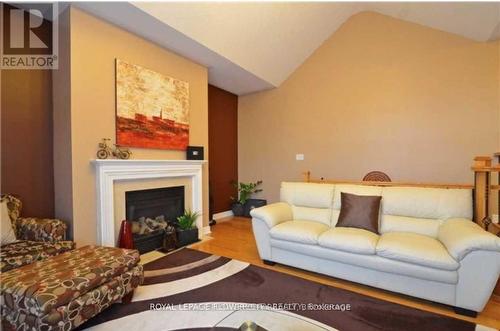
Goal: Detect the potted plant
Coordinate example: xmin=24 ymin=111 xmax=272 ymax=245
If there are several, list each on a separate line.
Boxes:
xmin=176 ymin=209 xmax=200 ymax=247
xmin=231 ymin=180 xmax=263 ymax=217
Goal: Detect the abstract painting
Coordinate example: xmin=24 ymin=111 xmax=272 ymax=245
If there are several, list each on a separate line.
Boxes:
xmin=116 ymin=59 xmax=190 ymax=150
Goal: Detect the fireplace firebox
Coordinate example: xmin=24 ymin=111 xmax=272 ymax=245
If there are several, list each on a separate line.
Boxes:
xmin=125 ymin=186 xmax=184 ymax=253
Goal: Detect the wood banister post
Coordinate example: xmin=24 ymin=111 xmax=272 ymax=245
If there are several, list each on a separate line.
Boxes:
xmin=472 ymin=156 xmax=492 ymax=227
xmin=303 ymin=171 xmax=311 ymax=183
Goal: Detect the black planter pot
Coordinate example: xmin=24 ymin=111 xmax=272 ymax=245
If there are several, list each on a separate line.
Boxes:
xmin=176 ymin=228 xmax=199 ymax=247
xmin=244 ymin=199 xmax=267 ymax=217
xmin=231 ymin=203 xmax=244 ymax=216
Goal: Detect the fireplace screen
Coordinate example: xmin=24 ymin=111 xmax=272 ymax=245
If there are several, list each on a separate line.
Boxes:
xmin=125 ymin=186 xmax=184 ymax=253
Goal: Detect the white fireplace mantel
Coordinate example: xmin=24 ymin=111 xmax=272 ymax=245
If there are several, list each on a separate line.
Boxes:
xmin=92 ymin=159 xmax=206 ymax=246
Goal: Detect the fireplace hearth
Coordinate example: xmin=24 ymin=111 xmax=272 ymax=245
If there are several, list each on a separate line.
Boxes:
xmin=126 ymin=186 xmax=184 ymax=253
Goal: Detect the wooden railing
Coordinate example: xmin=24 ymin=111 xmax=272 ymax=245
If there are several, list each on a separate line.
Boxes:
xmin=302 ymin=153 xmax=500 ymax=234
xmin=303 ymin=170 xmax=473 ymax=190
xmin=472 ymin=155 xmax=500 ymax=235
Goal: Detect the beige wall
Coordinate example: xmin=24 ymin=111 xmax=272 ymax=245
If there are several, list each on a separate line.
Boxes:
xmin=54 ymin=7 xmax=208 ymax=245
xmin=239 ymin=11 xmax=500 ymax=203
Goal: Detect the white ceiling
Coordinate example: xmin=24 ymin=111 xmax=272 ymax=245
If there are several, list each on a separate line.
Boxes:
xmin=76 ymin=2 xmax=500 ymax=95
xmin=132 ymin=2 xmax=361 ymax=88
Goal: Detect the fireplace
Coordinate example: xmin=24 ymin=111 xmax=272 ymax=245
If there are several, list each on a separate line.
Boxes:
xmin=125 ymin=186 xmax=184 ymax=253
xmin=92 ymin=159 xmax=205 ymax=247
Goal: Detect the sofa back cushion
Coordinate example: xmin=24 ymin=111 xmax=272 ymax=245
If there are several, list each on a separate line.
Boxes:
xmin=381 ymin=187 xmax=472 ymax=220
xmin=279 ymin=182 xmax=473 ymax=236
xmin=281 ymin=182 xmax=334 ymax=226
xmin=380 ymin=215 xmax=441 ymax=238
xmin=291 ymin=206 xmax=332 ymax=225
xmin=380 ymin=187 xmax=472 ymax=237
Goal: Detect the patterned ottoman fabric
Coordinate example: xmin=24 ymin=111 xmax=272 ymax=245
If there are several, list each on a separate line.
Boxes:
xmin=2 ymin=264 xmax=144 ymax=331
xmin=0 ymin=245 xmax=141 ymax=320
xmin=0 ymin=240 xmax=76 ymax=272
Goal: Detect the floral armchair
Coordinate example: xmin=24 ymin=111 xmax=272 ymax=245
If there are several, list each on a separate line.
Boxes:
xmin=0 ymin=195 xmax=75 ymax=272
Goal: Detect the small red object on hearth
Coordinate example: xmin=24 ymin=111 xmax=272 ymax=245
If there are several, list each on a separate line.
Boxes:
xmin=118 ymin=220 xmax=134 ymax=249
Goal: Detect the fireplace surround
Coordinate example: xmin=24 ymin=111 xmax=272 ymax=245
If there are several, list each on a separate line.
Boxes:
xmin=92 ymin=159 xmax=206 ymax=246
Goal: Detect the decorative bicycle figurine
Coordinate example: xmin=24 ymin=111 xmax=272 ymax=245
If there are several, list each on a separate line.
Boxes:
xmin=96 ymin=138 xmax=132 ymax=159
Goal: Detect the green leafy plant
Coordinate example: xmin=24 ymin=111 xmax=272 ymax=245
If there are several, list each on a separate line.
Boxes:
xmin=231 ymin=180 xmax=263 ymax=205
xmin=176 ymin=209 xmax=200 ymax=230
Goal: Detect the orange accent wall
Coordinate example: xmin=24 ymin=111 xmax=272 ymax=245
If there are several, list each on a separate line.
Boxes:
xmin=0 ymin=13 xmax=54 ymax=218
xmin=208 ymin=85 xmax=238 ymax=215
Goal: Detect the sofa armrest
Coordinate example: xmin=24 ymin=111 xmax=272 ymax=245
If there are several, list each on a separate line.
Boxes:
xmin=250 ymin=202 xmax=293 ymax=228
xmin=438 ymin=218 xmax=500 ymax=261
xmin=15 ymin=217 xmax=68 ymax=242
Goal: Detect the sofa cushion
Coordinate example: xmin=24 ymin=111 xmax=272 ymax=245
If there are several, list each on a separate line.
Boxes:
xmin=318 ymin=227 xmax=379 ymax=255
xmin=270 ymin=239 xmax=458 ymax=284
xmin=280 ymin=182 xmax=334 ymax=208
xmin=336 ymin=192 xmax=382 ymax=233
xmin=380 ymin=214 xmax=442 ymax=238
xmin=381 ymin=187 xmax=472 ymax=220
xmin=270 ymin=220 xmax=329 ymax=245
xmin=376 ymin=232 xmax=459 ymax=271
xmin=292 ymin=205 xmax=332 ymax=226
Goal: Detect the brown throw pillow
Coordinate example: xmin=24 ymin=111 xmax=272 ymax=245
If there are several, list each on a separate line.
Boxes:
xmin=336 ymin=192 xmax=382 ymax=234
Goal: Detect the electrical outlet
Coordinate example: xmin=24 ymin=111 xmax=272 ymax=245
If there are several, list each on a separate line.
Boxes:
xmin=296 ymin=154 xmax=304 ymax=161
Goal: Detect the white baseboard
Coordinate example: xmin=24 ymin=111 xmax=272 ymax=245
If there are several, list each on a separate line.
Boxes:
xmin=212 ymin=210 xmax=234 ymax=221
xmin=203 ymin=225 xmax=211 ymax=235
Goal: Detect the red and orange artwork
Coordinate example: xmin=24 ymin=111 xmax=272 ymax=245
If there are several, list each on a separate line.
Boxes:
xmin=116 ymin=59 xmax=189 ymax=150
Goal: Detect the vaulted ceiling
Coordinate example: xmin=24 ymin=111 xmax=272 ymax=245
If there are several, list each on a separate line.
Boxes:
xmin=76 ymin=2 xmax=500 ymax=95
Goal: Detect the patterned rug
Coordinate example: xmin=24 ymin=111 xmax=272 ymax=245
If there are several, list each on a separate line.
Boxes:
xmin=78 ymin=248 xmax=491 ymax=331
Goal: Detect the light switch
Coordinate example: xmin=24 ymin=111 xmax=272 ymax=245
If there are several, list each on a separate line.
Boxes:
xmin=296 ymin=154 xmax=304 ymax=161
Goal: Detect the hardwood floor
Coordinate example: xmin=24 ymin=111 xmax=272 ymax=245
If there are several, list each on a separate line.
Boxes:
xmin=191 ymin=217 xmax=500 ymax=329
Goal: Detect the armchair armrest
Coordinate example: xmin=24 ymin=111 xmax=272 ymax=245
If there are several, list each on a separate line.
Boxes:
xmin=250 ymin=202 xmax=293 ymax=228
xmin=438 ymin=218 xmax=500 ymax=261
xmin=15 ymin=217 xmax=68 ymax=242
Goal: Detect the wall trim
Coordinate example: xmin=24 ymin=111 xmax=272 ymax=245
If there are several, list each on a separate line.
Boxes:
xmin=203 ymin=225 xmax=211 ymax=235
xmin=213 ymin=210 xmax=234 ymax=221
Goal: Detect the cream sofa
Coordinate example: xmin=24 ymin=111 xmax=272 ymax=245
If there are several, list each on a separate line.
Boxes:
xmin=250 ymin=182 xmax=500 ymax=316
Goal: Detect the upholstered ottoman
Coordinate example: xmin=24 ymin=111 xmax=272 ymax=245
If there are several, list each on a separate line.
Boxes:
xmin=0 ymin=245 xmax=144 ymax=331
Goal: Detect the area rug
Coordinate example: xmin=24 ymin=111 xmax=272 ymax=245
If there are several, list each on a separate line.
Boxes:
xmin=79 ymin=248 xmax=491 ymax=331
